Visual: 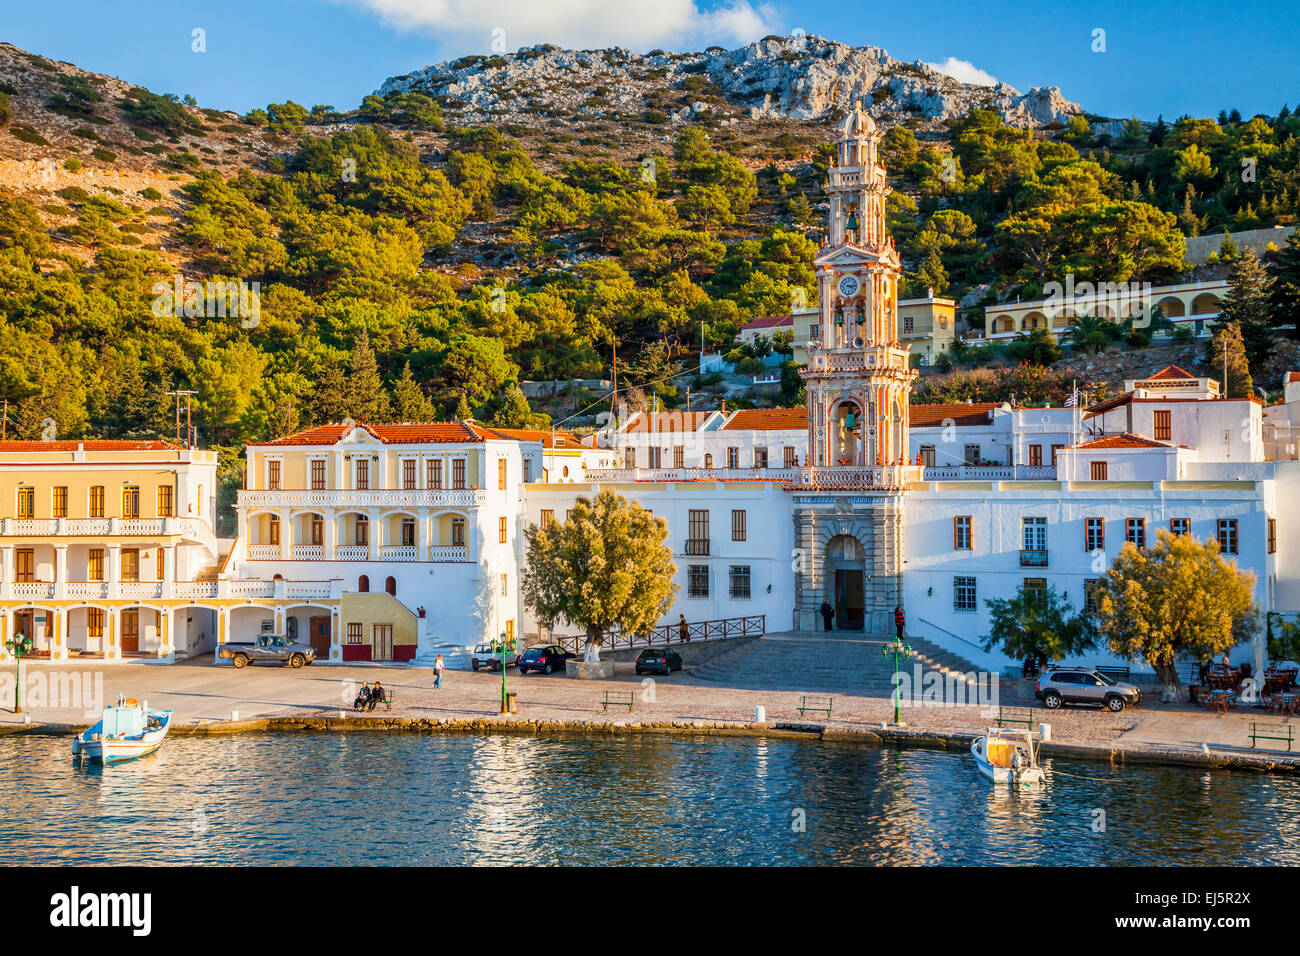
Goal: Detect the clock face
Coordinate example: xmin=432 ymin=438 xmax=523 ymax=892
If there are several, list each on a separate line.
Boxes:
xmin=837 ymin=274 xmax=860 ymax=298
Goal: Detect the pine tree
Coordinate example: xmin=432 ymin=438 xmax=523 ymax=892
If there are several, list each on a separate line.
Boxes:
xmin=1203 ymin=322 xmax=1254 ymax=399
xmin=1218 ymin=248 xmax=1276 ymax=367
xmin=1270 ymin=229 xmax=1300 ymax=340
xmin=309 ymin=363 xmax=350 ymax=424
xmin=1179 ymin=185 xmax=1201 ymax=236
xmin=454 ymin=394 xmax=472 ymax=421
xmin=344 ymin=332 xmax=392 ymax=422
xmin=493 ymin=383 xmax=534 ymax=428
xmin=391 ymin=361 xmax=436 ymax=421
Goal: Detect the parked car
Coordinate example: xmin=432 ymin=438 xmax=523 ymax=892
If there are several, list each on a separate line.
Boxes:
xmin=218 ymin=634 xmax=316 ymax=668
xmin=1035 ymin=666 xmax=1142 ymax=712
xmin=635 ymin=647 xmax=683 ymax=675
xmin=517 ymin=645 xmax=574 ymax=675
xmin=471 ymin=642 xmax=520 ymax=671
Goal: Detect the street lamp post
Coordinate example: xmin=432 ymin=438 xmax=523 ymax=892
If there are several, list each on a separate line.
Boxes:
xmin=6 ymin=632 xmax=33 ymax=714
xmin=495 ymin=632 xmax=517 ymax=715
xmin=881 ymin=639 xmax=913 ymax=725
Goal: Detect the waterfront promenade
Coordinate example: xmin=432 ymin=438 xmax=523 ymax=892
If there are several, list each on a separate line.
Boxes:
xmin=2 ymin=637 xmax=1297 ymax=768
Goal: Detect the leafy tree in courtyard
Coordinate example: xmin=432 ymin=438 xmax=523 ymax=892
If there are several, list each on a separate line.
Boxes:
xmin=982 ymin=583 xmax=1093 ymax=675
xmin=1092 ymin=530 xmax=1258 ymax=699
xmin=521 ymin=489 xmax=677 ymax=657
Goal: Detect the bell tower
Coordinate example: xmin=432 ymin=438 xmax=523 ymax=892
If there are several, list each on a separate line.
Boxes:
xmin=790 ymin=102 xmax=918 ymax=634
xmin=802 ymin=100 xmax=916 ymax=470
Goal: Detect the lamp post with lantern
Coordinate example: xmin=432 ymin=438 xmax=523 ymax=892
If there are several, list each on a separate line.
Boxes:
xmin=6 ymin=631 xmax=33 ymax=714
xmin=881 ymin=639 xmax=913 ymax=725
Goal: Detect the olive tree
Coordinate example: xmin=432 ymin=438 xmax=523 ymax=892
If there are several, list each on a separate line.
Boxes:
xmin=521 ymin=489 xmax=677 ymax=658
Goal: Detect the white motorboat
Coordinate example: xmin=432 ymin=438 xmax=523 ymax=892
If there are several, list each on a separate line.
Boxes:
xmin=72 ymin=696 xmax=172 ymax=765
xmin=971 ymin=728 xmax=1045 ymax=785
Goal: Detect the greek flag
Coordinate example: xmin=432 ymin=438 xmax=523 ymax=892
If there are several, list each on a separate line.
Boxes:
xmin=1064 ymin=390 xmax=1078 ymax=408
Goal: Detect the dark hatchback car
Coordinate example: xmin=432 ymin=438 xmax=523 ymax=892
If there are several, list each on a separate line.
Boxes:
xmin=517 ymin=645 xmax=574 ymax=675
xmin=635 ymin=647 xmax=683 ymax=675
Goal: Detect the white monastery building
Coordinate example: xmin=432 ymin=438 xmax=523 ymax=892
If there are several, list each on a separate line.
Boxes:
xmin=2 ymin=104 xmax=1296 ymax=679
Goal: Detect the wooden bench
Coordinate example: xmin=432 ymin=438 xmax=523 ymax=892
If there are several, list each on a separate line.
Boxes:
xmin=1249 ymin=722 xmax=1295 ymax=752
xmin=601 ymin=691 xmax=634 ymax=712
xmin=797 ymin=695 xmax=833 ymax=718
xmin=995 ymin=706 xmax=1037 ymax=729
xmin=365 ymin=688 xmax=394 ymax=712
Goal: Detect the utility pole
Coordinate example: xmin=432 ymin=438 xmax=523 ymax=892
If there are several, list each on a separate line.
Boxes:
xmin=167 ymin=390 xmax=197 ymax=447
xmin=2 ymin=399 xmax=7 ymax=441
xmin=1223 ymin=336 xmax=1229 ymax=399
xmin=610 ymin=338 xmax=618 ymax=422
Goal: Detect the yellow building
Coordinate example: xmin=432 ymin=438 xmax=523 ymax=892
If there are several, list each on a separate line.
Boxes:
xmin=983 ymin=279 xmax=1230 ymax=341
xmin=0 ymin=440 xmax=223 ymax=663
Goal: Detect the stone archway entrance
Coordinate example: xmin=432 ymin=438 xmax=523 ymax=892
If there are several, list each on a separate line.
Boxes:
xmin=825 ymin=533 xmax=865 ymax=630
xmin=792 ymin=495 xmax=905 ymax=634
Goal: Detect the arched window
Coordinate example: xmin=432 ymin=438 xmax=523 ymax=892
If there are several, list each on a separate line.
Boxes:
xmin=358 ymin=575 xmax=369 ymax=593
xmin=385 ymin=576 xmax=397 ymax=596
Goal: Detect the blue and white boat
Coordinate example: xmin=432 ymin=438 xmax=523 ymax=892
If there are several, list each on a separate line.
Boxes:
xmin=72 ymin=696 xmax=172 ymax=765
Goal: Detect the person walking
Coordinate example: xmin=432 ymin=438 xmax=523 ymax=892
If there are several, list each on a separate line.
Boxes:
xmin=894 ymin=605 xmax=906 ymax=642
xmin=678 ymin=614 xmax=690 ymax=643
xmin=819 ymin=600 xmax=834 ymax=632
xmin=433 ymin=653 xmax=444 ymax=689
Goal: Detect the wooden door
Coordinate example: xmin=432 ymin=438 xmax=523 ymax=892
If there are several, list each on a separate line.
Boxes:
xmin=372 ymin=625 xmax=392 ymax=662
xmin=121 ymin=609 xmax=139 ymax=652
xmin=309 ymin=616 xmax=330 ymax=658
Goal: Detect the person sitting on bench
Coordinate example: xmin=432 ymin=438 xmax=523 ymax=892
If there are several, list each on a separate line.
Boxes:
xmin=353 ymin=682 xmax=372 ymax=711
xmin=367 ymin=681 xmax=384 ymax=712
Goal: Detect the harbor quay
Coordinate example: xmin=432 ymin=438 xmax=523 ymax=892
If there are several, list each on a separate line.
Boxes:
xmin=4 ymin=651 xmax=1297 ymax=772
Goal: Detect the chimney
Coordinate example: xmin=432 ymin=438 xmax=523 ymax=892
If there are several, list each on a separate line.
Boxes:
xmin=720 ymin=400 xmax=727 ymax=414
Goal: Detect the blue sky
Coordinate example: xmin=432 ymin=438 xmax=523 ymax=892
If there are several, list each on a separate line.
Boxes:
xmin=3 ymin=0 xmax=1296 ymax=121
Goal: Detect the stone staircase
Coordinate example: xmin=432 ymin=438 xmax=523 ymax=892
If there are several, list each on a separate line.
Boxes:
xmin=689 ymin=630 xmax=983 ymax=694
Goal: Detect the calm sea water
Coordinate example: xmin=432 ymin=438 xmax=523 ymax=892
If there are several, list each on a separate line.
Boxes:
xmin=2 ymin=733 xmax=1297 ymax=865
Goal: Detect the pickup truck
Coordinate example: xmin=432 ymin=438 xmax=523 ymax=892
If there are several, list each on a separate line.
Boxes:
xmin=218 ymin=635 xmax=316 ymax=668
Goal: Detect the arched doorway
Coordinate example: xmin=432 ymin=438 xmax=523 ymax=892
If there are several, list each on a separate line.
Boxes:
xmin=358 ymin=575 xmax=369 ymax=593
xmin=824 ymin=533 xmax=865 ymax=630
xmin=385 ymin=576 xmax=396 ymax=596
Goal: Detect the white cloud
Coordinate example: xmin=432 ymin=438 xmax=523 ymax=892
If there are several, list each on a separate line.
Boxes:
xmin=332 ymin=0 xmax=781 ymax=53
xmin=924 ymin=56 xmax=998 ymax=87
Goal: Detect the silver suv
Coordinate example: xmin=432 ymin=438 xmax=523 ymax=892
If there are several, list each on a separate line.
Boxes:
xmin=1035 ymin=667 xmax=1142 ymax=712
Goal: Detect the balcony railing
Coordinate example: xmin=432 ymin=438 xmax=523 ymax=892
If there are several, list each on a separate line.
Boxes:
xmin=335 ymin=545 xmax=369 ymax=561
xmin=237 ymin=488 xmax=486 ymax=509
xmin=249 ymin=545 xmax=280 ymax=560
xmin=429 ymin=546 xmax=468 ymax=562
xmin=684 ymin=539 xmax=710 ymax=556
xmin=292 ymin=545 xmax=324 ymax=560
xmin=1020 ymin=549 xmax=1049 ymax=567
xmin=585 ymin=467 xmax=796 ymax=483
xmin=923 ymin=465 xmax=1059 ymax=481
xmin=381 ymin=546 xmax=418 ymax=561
xmin=0 ymin=516 xmax=216 ymax=539
xmin=787 ymin=464 xmax=923 ymax=491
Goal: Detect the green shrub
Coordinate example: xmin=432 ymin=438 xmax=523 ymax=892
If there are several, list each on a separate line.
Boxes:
xmin=91 ymin=147 xmax=116 ymax=162
xmin=63 ymin=156 xmax=82 ymax=172
xmin=139 ymin=186 xmax=162 ymax=201
xmin=57 ymin=185 xmax=90 ymax=202
xmin=9 ymin=126 xmax=50 ymax=146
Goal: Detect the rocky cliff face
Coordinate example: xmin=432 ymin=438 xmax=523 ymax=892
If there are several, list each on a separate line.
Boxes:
xmin=381 ymin=34 xmax=1082 ymax=129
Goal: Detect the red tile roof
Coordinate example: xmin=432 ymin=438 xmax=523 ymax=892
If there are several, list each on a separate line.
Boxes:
xmin=741 ymin=314 xmax=795 ymax=332
xmin=1288 ymin=372 xmax=1300 ymax=384
xmin=622 ymin=411 xmax=714 ymax=434
xmin=472 ymin=426 xmax=585 ymax=449
xmin=909 ymin=403 xmax=1000 ymax=427
xmin=1144 ymin=365 xmax=1197 ymax=381
xmin=1071 ymin=432 xmax=1171 ymax=450
xmin=723 ymin=407 xmax=808 ymax=430
xmin=251 ymin=422 xmax=483 ymax=446
xmin=0 ymin=440 xmax=178 ymax=452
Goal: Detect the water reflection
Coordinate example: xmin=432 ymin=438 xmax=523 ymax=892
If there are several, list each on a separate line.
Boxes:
xmin=0 ymin=734 xmax=1296 ymax=866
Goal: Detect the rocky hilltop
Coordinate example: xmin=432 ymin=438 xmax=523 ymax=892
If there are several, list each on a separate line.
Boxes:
xmin=380 ymin=34 xmax=1082 ymax=130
